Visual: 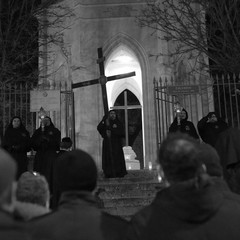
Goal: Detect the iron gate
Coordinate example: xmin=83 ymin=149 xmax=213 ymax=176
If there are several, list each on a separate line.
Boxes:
xmin=0 ymin=81 xmax=74 ymax=145
xmin=154 ymin=74 xmax=240 ymax=148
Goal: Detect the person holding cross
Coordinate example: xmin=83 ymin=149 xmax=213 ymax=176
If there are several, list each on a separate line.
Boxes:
xmin=97 ymin=110 xmax=127 ymax=178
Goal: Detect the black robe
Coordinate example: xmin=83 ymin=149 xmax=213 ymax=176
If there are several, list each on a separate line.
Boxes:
xmin=2 ymin=126 xmax=30 ymax=179
xmin=30 ymin=124 xmax=61 ymax=190
xmin=97 ymin=116 xmax=127 ymax=178
xmin=169 ymin=109 xmax=199 ymax=139
xmin=198 ymin=116 xmax=228 ymax=147
xmin=215 ymin=128 xmax=240 ymax=194
xmin=51 ymin=149 xmax=68 ymax=210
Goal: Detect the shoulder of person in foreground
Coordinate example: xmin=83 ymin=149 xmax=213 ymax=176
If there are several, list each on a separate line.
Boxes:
xmin=126 ymin=205 xmax=153 ymax=240
xmin=101 ymin=212 xmax=129 ymax=240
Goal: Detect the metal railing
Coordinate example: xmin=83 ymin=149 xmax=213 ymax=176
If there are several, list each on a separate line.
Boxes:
xmin=154 ymin=74 xmax=240 ymax=147
xmin=0 ymin=81 xmax=74 ymax=144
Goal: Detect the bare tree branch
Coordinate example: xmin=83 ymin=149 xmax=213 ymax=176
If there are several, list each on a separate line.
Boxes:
xmin=0 ymin=0 xmax=75 ymax=84
xmin=138 ymin=0 xmax=240 ymax=74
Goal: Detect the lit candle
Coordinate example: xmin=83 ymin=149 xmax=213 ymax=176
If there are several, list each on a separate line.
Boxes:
xmin=148 ymin=162 xmax=152 ymax=170
xmin=158 ymin=174 xmax=162 ymax=182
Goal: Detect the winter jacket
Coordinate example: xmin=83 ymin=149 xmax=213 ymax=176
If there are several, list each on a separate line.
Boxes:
xmin=29 ymin=191 xmax=128 ymax=240
xmin=127 ymin=175 xmax=240 ymax=240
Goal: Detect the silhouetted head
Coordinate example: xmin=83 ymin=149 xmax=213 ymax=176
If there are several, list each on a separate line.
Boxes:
xmin=16 ymin=171 xmax=50 ymax=207
xmin=56 ymin=149 xmax=97 ymax=192
xmin=158 ymin=133 xmax=201 ymax=183
xmin=60 ymin=137 xmax=73 ymax=150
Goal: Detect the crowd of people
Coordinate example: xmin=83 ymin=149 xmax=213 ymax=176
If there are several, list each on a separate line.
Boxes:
xmin=1 ymin=110 xmax=240 ymax=239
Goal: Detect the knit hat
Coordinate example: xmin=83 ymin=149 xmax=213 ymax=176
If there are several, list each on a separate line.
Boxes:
xmin=197 ymin=143 xmax=223 ymax=177
xmin=0 ymin=148 xmax=16 ymax=196
xmin=56 ymin=149 xmax=97 ymax=192
xmin=16 ymin=171 xmax=50 ymax=207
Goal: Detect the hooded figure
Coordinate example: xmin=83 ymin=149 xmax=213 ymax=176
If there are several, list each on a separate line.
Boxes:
xmin=197 ymin=111 xmax=228 ymax=147
xmin=2 ymin=116 xmax=31 ymax=179
xmin=169 ymin=108 xmax=199 ymax=139
xmin=97 ymin=110 xmax=127 ymax=178
xmin=30 ymin=116 xmax=61 ymax=191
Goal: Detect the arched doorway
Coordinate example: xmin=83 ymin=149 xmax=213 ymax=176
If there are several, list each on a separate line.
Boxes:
xmin=113 ymin=90 xmax=143 ymax=168
xmin=105 ymin=44 xmax=144 ymax=168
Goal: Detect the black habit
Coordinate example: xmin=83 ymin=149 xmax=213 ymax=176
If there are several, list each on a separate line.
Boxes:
xmin=97 ymin=112 xmax=127 ymax=178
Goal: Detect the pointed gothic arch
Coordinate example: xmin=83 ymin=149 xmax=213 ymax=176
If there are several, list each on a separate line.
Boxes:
xmin=102 ymin=32 xmax=151 ymax=168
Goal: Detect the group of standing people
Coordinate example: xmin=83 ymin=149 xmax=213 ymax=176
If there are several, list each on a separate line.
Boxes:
xmin=2 ymin=116 xmax=61 ymax=183
xmin=2 ymin=109 xmax=127 ymax=187
xmin=169 ymin=108 xmax=229 ymax=146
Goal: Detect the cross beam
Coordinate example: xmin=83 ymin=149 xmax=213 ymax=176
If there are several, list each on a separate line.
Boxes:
xmin=72 ymin=48 xmax=136 ymax=116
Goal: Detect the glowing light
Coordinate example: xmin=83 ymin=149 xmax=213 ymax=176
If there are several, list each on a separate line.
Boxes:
xmin=158 ymin=174 xmax=162 ymax=182
xmin=148 ymin=162 xmax=152 ymax=170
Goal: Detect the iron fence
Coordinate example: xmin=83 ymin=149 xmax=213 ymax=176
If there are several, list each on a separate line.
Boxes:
xmin=0 ymin=81 xmax=74 ymax=145
xmin=154 ymin=74 xmax=240 ymax=148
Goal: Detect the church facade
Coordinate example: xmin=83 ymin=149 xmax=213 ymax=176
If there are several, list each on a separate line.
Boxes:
xmin=44 ymin=0 xmax=202 ymax=170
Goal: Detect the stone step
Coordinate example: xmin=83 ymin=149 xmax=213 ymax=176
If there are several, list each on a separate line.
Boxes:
xmin=102 ymin=196 xmax=154 ymax=208
xmin=98 ymin=187 xmax=158 ymax=199
xmin=97 ymin=169 xmax=159 ymax=183
xmin=104 ymin=206 xmax=144 ymax=219
xmin=97 ymin=182 xmax=160 ymax=193
xmin=95 ymin=169 xmax=163 ymax=220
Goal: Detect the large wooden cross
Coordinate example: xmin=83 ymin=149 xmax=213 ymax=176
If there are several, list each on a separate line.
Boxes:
xmin=72 ymin=48 xmax=135 ymax=177
xmin=72 ymin=48 xmax=136 ymax=116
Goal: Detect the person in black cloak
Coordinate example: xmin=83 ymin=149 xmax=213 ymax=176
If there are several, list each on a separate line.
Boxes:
xmin=197 ymin=111 xmax=228 ymax=147
xmin=97 ymin=110 xmax=127 ymax=178
xmin=30 ymin=116 xmax=61 ymax=191
xmin=169 ymin=108 xmax=199 ymax=139
xmin=2 ymin=116 xmax=31 ymax=179
xmin=215 ymin=127 xmax=240 ymax=194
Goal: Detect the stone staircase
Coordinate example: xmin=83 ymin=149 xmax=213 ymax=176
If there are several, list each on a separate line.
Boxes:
xmin=95 ymin=169 xmax=163 ymax=220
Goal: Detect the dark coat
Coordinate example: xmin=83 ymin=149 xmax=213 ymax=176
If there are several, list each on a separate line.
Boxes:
xmin=0 ymin=209 xmax=32 ymax=240
xmin=127 ymin=176 xmax=240 ymax=240
xmin=215 ymin=128 xmax=240 ymax=194
xmin=51 ymin=150 xmax=69 ymax=210
xmin=14 ymin=201 xmax=50 ymax=222
xmin=30 ymin=123 xmax=61 ymax=189
xmin=97 ymin=114 xmax=127 ymax=178
xmin=197 ymin=114 xmax=228 ymax=147
xmin=29 ymin=191 xmax=128 ymax=240
xmin=2 ymin=122 xmax=30 ymax=179
xmin=169 ymin=109 xmax=199 ymax=139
